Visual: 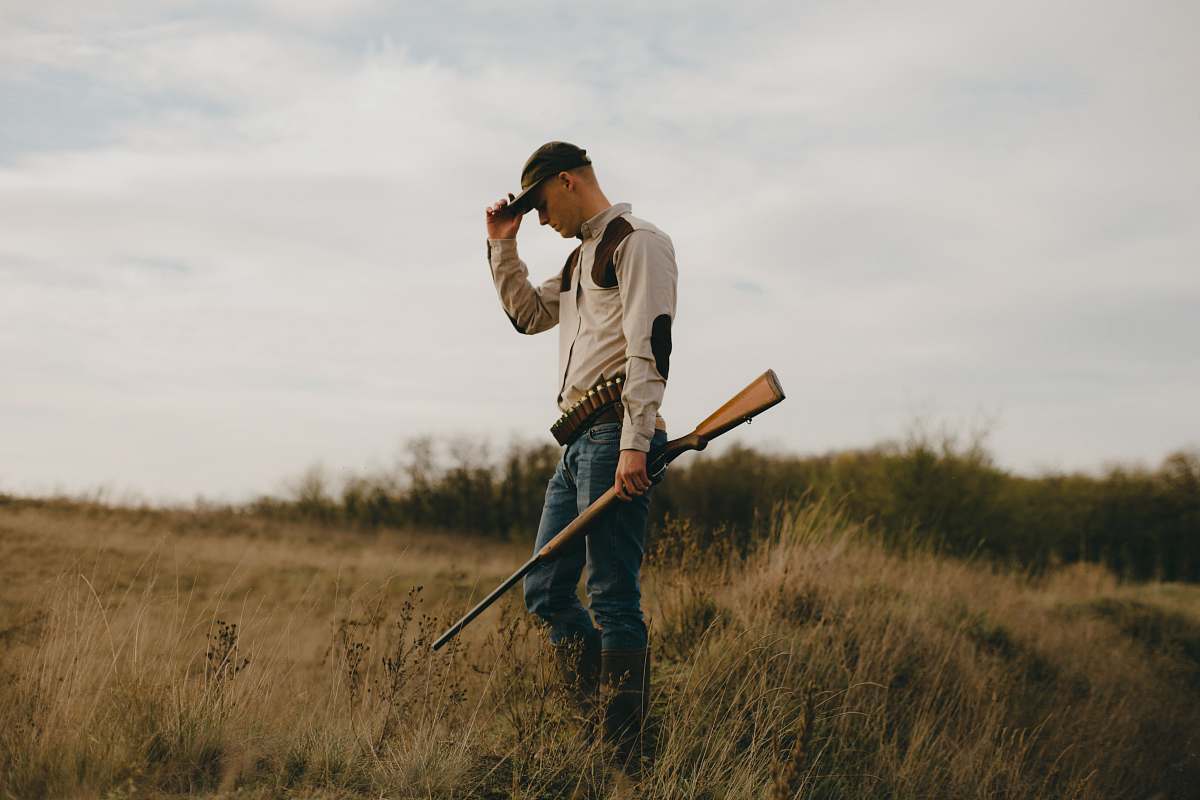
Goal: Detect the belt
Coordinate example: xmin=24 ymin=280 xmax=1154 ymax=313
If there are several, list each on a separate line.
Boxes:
xmin=590 ymin=402 xmax=623 ymax=428
xmin=552 ymin=400 xmax=623 ymax=447
xmin=550 ymin=377 xmax=626 ymax=446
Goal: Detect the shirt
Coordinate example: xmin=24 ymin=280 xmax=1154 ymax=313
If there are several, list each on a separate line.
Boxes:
xmin=487 ymin=202 xmax=678 ymax=452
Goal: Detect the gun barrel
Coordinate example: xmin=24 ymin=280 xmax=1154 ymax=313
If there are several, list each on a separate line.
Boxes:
xmin=431 ymin=555 xmax=541 ymax=651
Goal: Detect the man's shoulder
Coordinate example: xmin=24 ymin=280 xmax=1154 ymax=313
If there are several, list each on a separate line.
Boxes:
xmin=619 ymin=210 xmax=668 ymax=237
xmin=616 ymin=211 xmax=673 ymax=248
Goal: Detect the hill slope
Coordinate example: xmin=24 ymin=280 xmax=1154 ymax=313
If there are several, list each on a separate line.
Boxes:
xmin=1 ymin=501 xmax=1197 ymax=798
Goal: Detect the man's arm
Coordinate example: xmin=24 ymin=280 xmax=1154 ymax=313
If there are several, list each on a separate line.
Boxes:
xmin=484 ymin=195 xmax=560 ymax=335
xmin=487 ymin=240 xmax=562 ymax=335
xmin=616 ymin=229 xmax=678 ymax=453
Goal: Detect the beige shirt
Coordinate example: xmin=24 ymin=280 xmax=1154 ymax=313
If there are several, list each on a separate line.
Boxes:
xmin=487 ymin=202 xmax=678 ymax=452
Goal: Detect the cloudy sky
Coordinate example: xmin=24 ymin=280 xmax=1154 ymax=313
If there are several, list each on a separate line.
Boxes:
xmin=2 ymin=1 xmax=1197 ymax=502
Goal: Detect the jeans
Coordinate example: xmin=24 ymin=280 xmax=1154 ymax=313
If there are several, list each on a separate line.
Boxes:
xmin=523 ymin=422 xmax=669 ymax=652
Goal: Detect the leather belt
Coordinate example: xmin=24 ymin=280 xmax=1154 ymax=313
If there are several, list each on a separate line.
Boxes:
xmin=553 ymin=400 xmax=623 ymax=447
xmin=550 ymin=377 xmax=626 ymax=446
xmin=590 ymin=402 xmax=623 ymax=428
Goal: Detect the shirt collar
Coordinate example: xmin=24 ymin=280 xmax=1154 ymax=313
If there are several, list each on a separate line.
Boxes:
xmin=578 ymin=202 xmax=631 ymax=241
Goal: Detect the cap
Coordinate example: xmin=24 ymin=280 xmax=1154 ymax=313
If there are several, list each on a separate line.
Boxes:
xmin=507 ymin=141 xmax=591 ymax=215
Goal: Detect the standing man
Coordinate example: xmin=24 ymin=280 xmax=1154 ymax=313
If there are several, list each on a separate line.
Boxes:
xmin=484 ymin=141 xmax=677 ymax=771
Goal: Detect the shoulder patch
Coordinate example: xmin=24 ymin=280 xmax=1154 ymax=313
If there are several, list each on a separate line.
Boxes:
xmin=591 ymin=216 xmax=635 ymax=289
xmin=560 ymin=245 xmax=581 ymax=292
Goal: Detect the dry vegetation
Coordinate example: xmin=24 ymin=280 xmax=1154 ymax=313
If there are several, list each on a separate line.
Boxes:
xmin=1 ymin=499 xmax=1198 ymax=798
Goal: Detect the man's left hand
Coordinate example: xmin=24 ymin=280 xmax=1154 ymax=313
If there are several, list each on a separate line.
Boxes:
xmin=615 ymin=449 xmax=651 ymax=501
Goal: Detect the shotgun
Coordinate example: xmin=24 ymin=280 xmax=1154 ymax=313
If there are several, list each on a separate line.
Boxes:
xmin=431 ymin=369 xmax=785 ymax=651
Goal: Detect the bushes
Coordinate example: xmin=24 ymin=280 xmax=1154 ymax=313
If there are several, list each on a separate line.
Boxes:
xmin=255 ymin=433 xmax=1199 ymax=582
xmin=654 ymin=434 xmax=1199 ymax=582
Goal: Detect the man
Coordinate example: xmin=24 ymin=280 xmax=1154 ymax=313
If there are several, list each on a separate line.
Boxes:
xmin=484 ymin=141 xmax=677 ymax=771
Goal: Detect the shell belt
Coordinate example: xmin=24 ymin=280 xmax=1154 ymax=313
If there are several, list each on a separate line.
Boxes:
xmin=550 ymin=376 xmax=624 ymax=446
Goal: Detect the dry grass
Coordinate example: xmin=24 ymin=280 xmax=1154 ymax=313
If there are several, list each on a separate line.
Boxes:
xmin=1 ymin=500 xmax=1198 ymax=798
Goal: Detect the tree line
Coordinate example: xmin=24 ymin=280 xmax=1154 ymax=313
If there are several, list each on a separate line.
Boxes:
xmin=250 ymin=432 xmax=1200 ymax=583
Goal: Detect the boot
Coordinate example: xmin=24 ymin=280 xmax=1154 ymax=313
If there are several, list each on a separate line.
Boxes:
xmin=601 ymin=647 xmax=650 ymax=775
xmin=553 ymin=630 xmax=601 ymax=720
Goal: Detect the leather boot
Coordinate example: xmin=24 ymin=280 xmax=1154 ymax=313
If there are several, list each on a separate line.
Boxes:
xmin=600 ymin=647 xmax=650 ymax=775
xmin=553 ymin=630 xmax=601 ymax=720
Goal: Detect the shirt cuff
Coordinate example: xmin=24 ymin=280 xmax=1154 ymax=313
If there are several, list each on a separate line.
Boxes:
xmin=487 ymin=238 xmax=518 ymax=266
xmin=619 ymin=415 xmax=654 ymax=452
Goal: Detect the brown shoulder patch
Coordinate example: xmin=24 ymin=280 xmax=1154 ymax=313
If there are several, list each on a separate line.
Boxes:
xmin=591 ymin=217 xmax=635 ymax=289
xmin=560 ymin=245 xmax=581 ymax=292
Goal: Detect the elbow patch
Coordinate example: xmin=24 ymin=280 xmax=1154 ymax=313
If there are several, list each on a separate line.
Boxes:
xmin=651 ymin=314 xmax=672 ymax=379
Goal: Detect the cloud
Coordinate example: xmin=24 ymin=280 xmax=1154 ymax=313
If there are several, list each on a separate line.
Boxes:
xmin=1 ymin=0 xmax=1197 ymax=500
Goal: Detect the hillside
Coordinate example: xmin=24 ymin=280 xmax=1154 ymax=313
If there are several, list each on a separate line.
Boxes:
xmin=1 ymin=501 xmax=1197 ymax=798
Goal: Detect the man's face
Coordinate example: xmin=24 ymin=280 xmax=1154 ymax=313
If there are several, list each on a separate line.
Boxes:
xmin=533 ymin=175 xmax=582 ymax=238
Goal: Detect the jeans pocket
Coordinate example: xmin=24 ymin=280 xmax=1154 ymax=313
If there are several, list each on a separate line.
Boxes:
xmin=587 ymin=422 xmax=622 ymax=444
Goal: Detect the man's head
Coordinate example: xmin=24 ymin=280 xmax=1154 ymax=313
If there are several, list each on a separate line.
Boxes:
xmin=510 ymin=141 xmax=610 ymax=239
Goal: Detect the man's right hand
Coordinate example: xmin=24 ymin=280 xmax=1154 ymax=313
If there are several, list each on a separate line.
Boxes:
xmin=485 ymin=193 xmax=523 ymax=240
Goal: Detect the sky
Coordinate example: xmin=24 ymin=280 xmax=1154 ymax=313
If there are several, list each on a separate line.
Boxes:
xmin=2 ymin=0 xmax=1197 ymax=503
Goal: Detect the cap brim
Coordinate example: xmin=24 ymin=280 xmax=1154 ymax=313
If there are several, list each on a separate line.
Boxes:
xmin=506 ymin=181 xmax=542 ymax=215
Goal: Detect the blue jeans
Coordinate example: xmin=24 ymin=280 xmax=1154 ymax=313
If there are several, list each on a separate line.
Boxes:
xmin=523 ymin=422 xmax=669 ymax=652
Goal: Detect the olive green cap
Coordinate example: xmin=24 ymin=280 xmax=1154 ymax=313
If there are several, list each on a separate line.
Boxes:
xmin=508 ymin=141 xmax=592 ymax=214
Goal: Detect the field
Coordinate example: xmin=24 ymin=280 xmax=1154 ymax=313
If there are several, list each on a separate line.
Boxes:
xmin=2 ymin=498 xmax=1198 ymax=799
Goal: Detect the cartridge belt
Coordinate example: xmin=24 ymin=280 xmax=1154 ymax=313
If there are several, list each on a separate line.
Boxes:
xmin=589 ymin=402 xmax=623 ymax=428
xmin=550 ymin=376 xmax=625 ymax=447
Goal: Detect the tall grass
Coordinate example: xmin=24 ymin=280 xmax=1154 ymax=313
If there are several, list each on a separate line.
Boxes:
xmin=2 ymin=499 xmax=1197 ymax=797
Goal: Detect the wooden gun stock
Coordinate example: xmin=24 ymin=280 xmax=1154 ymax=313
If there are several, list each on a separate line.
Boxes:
xmin=431 ymin=369 xmax=785 ymax=651
xmin=650 ymin=368 xmax=786 ymax=468
xmin=693 ymin=369 xmax=786 ymax=441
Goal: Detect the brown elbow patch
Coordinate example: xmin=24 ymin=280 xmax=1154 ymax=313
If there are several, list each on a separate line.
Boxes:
xmin=560 ymin=245 xmax=581 ymax=292
xmin=651 ymin=314 xmax=672 ymax=378
xmin=591 ymin=217 xmax=634 ymax=288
